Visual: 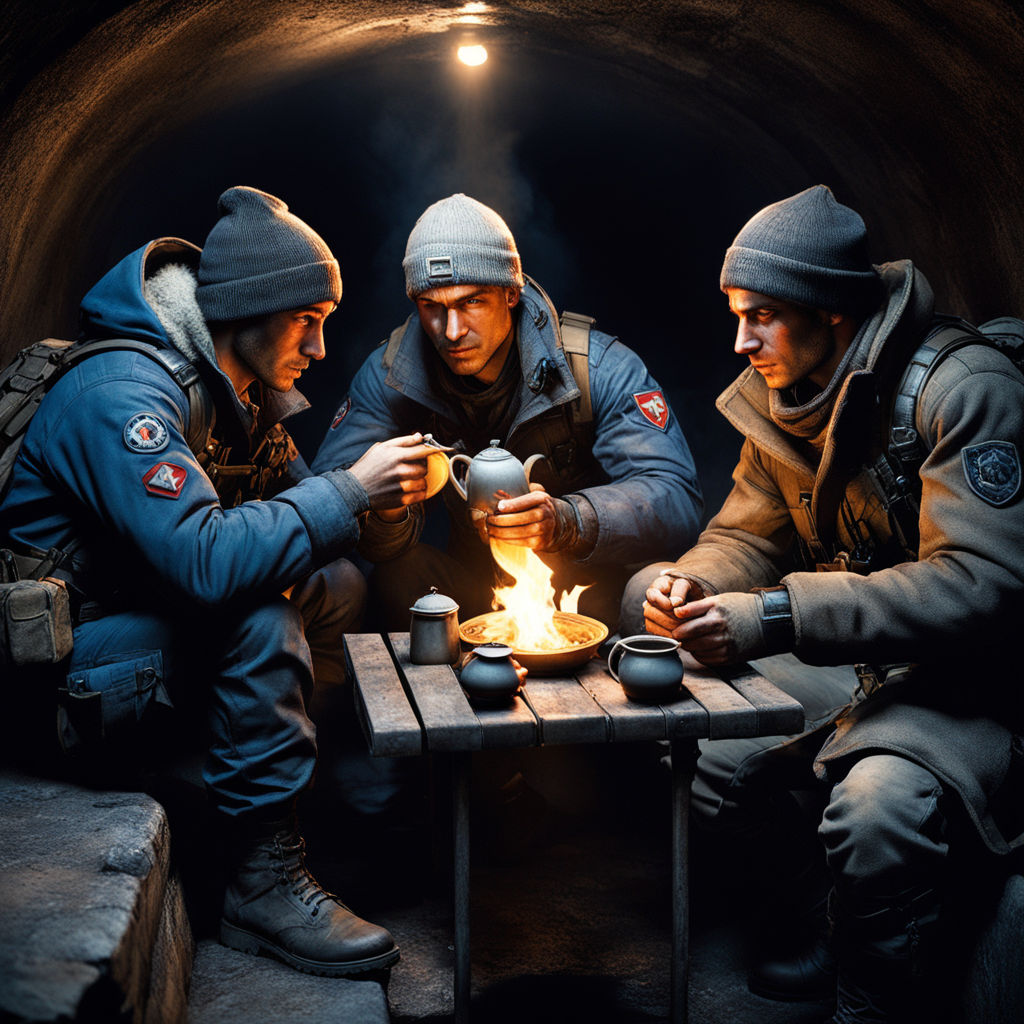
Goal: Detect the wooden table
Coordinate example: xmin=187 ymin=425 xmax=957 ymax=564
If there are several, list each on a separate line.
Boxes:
xmin=344 ymin=632 xmax=805 ymax=1024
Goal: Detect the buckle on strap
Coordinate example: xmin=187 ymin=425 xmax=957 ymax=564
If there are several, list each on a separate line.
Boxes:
xmin=853 ymin=663 xmax=883 ymax=698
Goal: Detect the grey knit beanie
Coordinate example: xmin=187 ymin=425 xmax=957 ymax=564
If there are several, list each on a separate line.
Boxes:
xmin=196 ymin=186 xmax=342 ymax=322
xmin=720 ymin=185 xmax=879 ymax=314
xmin=403 ymin=194 xmax=524 ymax=297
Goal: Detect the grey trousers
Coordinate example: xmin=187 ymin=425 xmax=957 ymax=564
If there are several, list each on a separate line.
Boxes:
xmin=620 ymin=561 xmax=950 ymax=909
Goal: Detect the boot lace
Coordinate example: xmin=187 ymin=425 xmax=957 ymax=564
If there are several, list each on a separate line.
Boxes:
xmin=273 ymin=833 xmax=341 ymax=917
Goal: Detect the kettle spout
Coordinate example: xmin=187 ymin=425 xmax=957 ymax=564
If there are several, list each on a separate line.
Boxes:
xmin=522 ymin=452 xmax=546 ymax=482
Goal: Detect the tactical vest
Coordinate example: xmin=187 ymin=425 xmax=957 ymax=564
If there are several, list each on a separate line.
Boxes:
xmin=0 ymin=336 xmax=299 ymax=587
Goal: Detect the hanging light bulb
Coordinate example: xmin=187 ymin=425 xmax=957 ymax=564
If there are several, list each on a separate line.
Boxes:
xmin=457 ymin=44 xmax=488 ymax=67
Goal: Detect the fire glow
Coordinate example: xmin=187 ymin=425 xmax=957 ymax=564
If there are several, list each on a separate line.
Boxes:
xmin=483 ymin=539 xmax=589 ymax=651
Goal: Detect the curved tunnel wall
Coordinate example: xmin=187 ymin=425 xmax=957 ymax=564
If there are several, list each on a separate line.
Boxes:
xmin=2 ymin=0 xmax=1023 ymax=510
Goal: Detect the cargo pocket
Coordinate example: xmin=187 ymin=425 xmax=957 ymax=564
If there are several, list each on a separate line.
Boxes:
xmin=57 ymin=650 xmax=171 ymax=754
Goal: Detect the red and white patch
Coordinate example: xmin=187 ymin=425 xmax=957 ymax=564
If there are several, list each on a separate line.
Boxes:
xmin=330 ymin=397 xmax=351 ymax=430
xmin=632 ymin=389 xmax=669 ymax=430
xmin=142 ymin=462 xmax=188 ymax=499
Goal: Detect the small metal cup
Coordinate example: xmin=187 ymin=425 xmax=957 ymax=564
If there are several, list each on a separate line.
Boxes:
xmin=409 ymin=586 xmax=461 ymax=666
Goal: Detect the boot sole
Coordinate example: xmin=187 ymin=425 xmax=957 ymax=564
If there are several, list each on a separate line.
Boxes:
xmin=219 ymin=919 xmax=400 ymax=977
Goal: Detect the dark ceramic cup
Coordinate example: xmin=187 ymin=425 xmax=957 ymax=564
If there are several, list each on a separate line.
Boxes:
xmin=607 ymin=634 xmax=684 ymax=703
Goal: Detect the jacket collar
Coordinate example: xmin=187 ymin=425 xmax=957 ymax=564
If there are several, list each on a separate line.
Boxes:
xmin=715 ymin=259 xmax=935 ymax=476
xmin=384 ymin=277 xmax=582 ymax=436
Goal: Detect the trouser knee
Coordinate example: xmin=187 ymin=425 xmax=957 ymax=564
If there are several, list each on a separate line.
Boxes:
xmin=290 ymin=558 xmax=366 ymax=691
xmin=819 ymin=754 xmax=948 ymax=904
xmin=619 ymin=561 xmax=677 ymax=638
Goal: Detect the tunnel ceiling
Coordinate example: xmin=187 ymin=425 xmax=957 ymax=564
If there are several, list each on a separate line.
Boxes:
xmin=2 ymin=0 xmax=1024 ymax=361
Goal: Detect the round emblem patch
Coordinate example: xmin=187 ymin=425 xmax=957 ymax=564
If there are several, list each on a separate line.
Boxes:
xmin=123 ymin=413 xmax=169 ymax=454
xmin=962 ymin=440 xmax=1021 ymax=507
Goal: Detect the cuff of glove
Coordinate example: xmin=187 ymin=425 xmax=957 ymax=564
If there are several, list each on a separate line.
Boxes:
xmin=357 ymin=505 xmax=423 ymax=562
xmin=753 ymin=585 xmax=795 ymax=655
xmin=543 ymin=495 xmax=598 ymax=559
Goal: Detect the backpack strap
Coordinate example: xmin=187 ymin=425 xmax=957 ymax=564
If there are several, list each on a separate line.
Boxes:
xmin=557 ymin=311 xmax=594 ymax=427
xmin=873 ymin=316 xmax=985 ymax=558
xmin=60 ymin=338 xmax=214 ymax=455
xmin=886 ymin=316 xmax=982 ymax=478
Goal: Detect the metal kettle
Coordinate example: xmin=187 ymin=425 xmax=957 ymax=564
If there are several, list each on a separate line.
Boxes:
xmin=448 ymin=439 xmax=545 ymax=514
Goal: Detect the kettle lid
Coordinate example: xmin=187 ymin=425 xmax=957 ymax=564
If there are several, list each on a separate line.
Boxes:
xmin=409 ymin=586 xmax=460 ymax=616
xmin=474 ymin=439 xmax=512 ymax=461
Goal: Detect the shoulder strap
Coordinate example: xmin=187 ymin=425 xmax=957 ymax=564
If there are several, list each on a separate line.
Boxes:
xmin=381 ymin=318 xmax=413 ymax=371
xmin=61 ymin=338 xmax=214 ymax=455
xmin=887 ymin=316 xmax=982 ymax=475
xmin=558 ymin=311 xmax=594 ymax=426
xmin=873 ymin=316 xmax=985 ymax=559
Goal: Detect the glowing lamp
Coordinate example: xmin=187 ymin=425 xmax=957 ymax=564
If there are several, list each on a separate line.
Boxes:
xmin=457 ymin=44 xmax=488 ymax=66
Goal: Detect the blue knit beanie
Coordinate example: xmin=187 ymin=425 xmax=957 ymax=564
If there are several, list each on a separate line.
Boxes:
xmin=196 ymin=186 xmax=342 ymax=322
xmin=720 ymin=185 xmax=879 ymax=314
xmin=403 ymin=194 xmax=523 ymax=298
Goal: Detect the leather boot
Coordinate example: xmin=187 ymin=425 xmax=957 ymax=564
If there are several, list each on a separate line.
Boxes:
xmin=220 ymin=817 xmax=399 ymax=976
xmin=749 ymin=927 xmax=837 ymax=1002
xmin=826 ymin=887 xmax=941 ymax=1024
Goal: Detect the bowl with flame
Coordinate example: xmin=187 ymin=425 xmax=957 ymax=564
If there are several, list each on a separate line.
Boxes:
xmin=459 ymin=610 xmax=609 ymax=675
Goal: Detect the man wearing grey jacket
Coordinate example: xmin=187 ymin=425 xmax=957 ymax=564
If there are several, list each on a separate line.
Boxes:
xmin=626 ymin=185 xmax=1024 ymax=1023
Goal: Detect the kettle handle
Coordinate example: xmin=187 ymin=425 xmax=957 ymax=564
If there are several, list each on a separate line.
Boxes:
xmin=448 ymin=453 xmax=471 ymax=501
xmin=607 ymin=638 xmax=627 ymax=682
xmin=523 ymin=452 xmax=546 ymax=483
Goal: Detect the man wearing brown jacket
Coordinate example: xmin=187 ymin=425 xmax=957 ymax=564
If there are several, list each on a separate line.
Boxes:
xmin=625 ymin=185 xmax=1024 ymax=1023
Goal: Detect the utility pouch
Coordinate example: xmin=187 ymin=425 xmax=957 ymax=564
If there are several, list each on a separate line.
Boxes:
xmin=57 ymin=650 xmax=169 ymax=753
xmin=0 ymin=578 xmax=73 ymax=667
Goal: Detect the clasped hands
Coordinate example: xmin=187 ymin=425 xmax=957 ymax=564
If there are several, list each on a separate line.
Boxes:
xmin=643 ymin=573 xmax=765 ymax=667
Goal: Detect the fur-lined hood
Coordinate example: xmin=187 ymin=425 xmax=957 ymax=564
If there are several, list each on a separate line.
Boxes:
xmin=79 ymin=237 xmax=309 ymax=424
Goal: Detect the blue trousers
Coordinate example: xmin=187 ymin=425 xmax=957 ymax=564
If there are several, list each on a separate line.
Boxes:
xmin=63 ymin=558 xmax=365 ymax=819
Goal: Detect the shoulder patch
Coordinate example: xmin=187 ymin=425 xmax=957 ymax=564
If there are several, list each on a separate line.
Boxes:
xmin=632 ymin=389 xmax=669 ymax=431
xmin=143 ymin=461 xmax=187 ymax=499
xmin=962 ymin=441 xmax=1021 ymax=507
xmin=330 ymin=397 xmax=351 ymax=430
xmin=124 ymin=412 xmax=169 ymax=453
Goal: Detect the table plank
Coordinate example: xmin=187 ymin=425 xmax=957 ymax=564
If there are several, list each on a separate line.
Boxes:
xmin=389 ymin=634 xmax=482 ymax=752
xmin=521 ymin=675 xmax=610 ymax=745
xmin=575 ymin=659 xmax=670 ymax=742
xmin=344 ymin=633 xmax=423 ymax=757
xmin=474 ymin=697 xmax=540 ymax=749
xmin=679 ymin=654 xmax=758 ymax=739
xmin=719 ymin=663 xmax=805 ymax=736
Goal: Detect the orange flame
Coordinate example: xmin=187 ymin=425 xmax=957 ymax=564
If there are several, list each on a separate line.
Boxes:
xmin=485 ymin=539 xmax=590 ymax=650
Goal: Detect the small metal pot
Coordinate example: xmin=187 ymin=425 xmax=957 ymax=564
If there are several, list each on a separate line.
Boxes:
xmin=409 ymin=586 xmax=461 ymax=666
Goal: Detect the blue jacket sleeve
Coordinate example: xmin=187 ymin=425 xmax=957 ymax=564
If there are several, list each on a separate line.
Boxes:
xmin=35 ymin=352 xmax=368 ymax=606
xmin=574 ymin=338 xmax=703 ymax=564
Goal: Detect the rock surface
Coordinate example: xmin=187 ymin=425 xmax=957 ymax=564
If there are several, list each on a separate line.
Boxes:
xmin=0 ymin=769 xmax=191 ymax=1023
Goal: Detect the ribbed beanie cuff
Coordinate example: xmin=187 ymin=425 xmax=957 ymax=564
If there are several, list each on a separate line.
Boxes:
xmin=197 ymin=186 xmax=341 ymax=321
xmin=403 ymin=193 xmax=523 ymax=297
xmin=720 ymin=185 xmax=879 ymax=314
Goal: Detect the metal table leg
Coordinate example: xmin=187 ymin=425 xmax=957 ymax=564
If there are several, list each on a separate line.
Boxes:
xmin=453 ymin=751 xmax=471 ymax=1024
xmin=670 ymin=738 xmax=700 ymax=1024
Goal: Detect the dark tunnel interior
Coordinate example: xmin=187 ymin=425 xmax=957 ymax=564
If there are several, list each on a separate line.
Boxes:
xmin=2 ymin=0 xmax=1024 ymax=516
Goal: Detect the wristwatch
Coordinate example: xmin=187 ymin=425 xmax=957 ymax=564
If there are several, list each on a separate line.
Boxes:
xmin=753 ymin=585 xmax=795 ymax=654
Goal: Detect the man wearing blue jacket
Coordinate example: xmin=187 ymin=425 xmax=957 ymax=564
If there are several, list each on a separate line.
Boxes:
xmin=0 ymin=186 xmax=434 ymax=977
xmin=312 ymin=194 xmax=703 ymax=630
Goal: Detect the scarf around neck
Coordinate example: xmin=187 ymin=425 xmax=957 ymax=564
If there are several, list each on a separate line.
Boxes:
xmin=767 ymin=312 xmax=879 ymax=446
